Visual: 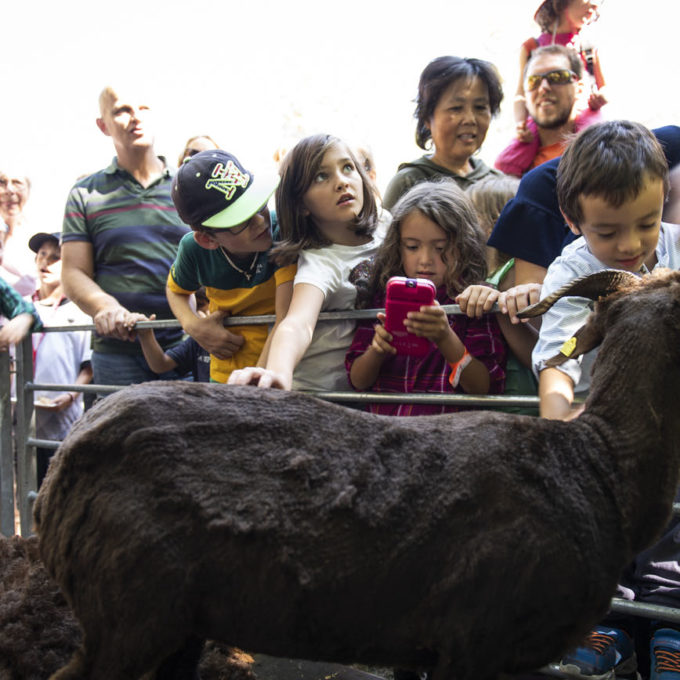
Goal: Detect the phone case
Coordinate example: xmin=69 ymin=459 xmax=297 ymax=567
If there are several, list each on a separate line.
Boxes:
xmin=384 ymin=276 xmax=437 ymax=356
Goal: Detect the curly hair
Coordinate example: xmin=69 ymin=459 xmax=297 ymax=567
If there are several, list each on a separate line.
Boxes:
xmin=368 ymin=180 xmax=488 ymax=300
xmin=271 ymin=134 xmax=378 ymax=266
xmin=414 ymin=56 xmax=503 ymax=150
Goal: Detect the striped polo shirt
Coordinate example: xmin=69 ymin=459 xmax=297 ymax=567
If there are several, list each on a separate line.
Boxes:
xmin=62 ymin=158 xmax=189 ymax=354
xmin=167 ymin=227 xmax=296 ymax=383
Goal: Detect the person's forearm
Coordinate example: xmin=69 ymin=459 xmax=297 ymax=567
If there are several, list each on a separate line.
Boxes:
xmin=438 ymin=330 xmax=489 ymax=394
xmin=264 ymin=320 xmax=313 ymax=384
xmin=539 ymin=367 xmax=575 ymax=420
xmin=497 ymin=314 xmax=538 ymax=368
xmin=513 ymin=94 xmax=528 ymax=126
xmin=61 ymin=266 xmax=121 ymax=319
xmin=137 ymin=331 xmax=176 ymax=374
xmin=349 ymin=347 xmax=386 ymax=390
xmin=166 ymin=288 xmax=199 ymax=332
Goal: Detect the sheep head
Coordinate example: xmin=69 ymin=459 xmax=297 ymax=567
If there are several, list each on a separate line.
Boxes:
xmin=516 ymin=269 xmax=642 ymax=365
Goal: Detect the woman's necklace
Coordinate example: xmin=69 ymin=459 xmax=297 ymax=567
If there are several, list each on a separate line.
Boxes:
xmin=219 ymin=247 xmax=259 ymax=281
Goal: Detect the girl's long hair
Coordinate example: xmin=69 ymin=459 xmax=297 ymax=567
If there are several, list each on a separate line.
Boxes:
xmin=271 ymin=134 xmax=378 ymax=266
xmin=369 ymin=179 xmax=488 ymax=299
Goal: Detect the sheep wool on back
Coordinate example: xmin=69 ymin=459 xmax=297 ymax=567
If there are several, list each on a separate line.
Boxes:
xmin=35 ymin=269 xmax=680 ymax=680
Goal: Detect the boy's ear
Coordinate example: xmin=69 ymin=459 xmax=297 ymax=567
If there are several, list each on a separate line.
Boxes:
xmin=193 ymin=231 xmax=219 ymax=250
xmin=561 ymin=209 xmax=582 ymax=236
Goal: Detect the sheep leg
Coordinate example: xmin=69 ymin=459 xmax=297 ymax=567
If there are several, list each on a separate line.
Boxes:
xmin=48 ymin=646 xmax=89 ymax=680
xmin=154 ymin=636 xmax=204 ymax=680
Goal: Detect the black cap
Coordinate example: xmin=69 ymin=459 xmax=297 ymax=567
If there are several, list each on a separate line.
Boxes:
xmin=28 ymin=232 xmax=60 ymax=253
xmin=171 ymin=150 xmax=279 ymax=229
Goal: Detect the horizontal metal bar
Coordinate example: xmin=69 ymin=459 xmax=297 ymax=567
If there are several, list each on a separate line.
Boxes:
xmin=610 ymin=597 xmax=680 ymax=623
xmin=26 ymin=383 xmax=541 ymax=406
xmin=36 ymin=304 xmax=488 ymax=333
xmin=26 ymin=438 xmax=60 ymax=450
xmin=312 ymin=391 xmax=541 ymax=406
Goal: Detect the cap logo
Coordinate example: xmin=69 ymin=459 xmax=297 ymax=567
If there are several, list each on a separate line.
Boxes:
xmin=205 ymin=161 xmax=250 ymax=201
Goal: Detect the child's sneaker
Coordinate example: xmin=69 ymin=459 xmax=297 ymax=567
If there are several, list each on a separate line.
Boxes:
xmin=650 ymin=628 xmax=680 ymax=680
xmin=559 ymin=626 xmax=638 ymax=680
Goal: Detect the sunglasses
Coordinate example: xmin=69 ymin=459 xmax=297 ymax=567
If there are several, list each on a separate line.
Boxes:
xmin=526 ymin=69 xmax=577 ymax=91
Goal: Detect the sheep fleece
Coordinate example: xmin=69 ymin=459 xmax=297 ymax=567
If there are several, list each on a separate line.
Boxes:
xmin=36 ymin=382 xmax=634 ymax=680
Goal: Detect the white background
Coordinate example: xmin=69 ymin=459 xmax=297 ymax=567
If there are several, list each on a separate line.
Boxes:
xmin=2 ymin=0 xmax=678 ymax=232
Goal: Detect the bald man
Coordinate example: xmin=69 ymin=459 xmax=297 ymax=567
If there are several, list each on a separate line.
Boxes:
xmin=61 ymin=86 xmax=190 ymax=392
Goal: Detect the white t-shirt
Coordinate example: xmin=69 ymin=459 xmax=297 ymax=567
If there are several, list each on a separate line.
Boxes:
xmin=32 ymin=298 xmax=92 ymax=441
xmin=292 ymin=219 xmax=387 ymax=391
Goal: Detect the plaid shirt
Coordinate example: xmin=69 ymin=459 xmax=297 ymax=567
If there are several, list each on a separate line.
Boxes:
xmin=0 ymin=276 xmax=41 ymax=330
xmin=345 ymin=287 xmax=506 ymax=416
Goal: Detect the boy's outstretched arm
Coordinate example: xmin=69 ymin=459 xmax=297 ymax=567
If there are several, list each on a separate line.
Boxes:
xmin=127 ymin=313 xmax=179 ymax=375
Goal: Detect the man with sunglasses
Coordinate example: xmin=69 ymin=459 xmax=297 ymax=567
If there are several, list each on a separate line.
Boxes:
xmin=496 ymin=45 xmax=596 ymax=177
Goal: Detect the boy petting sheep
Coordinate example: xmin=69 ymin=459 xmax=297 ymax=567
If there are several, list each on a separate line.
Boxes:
xmin=533 ymin=120 xmax=680 ymax=680
xmin=534 ymin=120 xmax=680 ymax=421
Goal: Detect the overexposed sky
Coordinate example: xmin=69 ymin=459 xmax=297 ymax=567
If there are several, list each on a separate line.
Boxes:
xmin=2 ymin=0 xmax=678 ymax=232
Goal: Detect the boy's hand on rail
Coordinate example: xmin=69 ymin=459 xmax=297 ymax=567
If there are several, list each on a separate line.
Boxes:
xmin=124 ymin=313 xmax=154 ymax=338
xmin=456 ymin=285 xmax=499 ymax=318
xmin=187 ymin=310 xmax=245 ymax=361
xmin=498 ymin=283 xmax=542 ymax=324
xmin=228 ymin=366 xmax=291 ymax=390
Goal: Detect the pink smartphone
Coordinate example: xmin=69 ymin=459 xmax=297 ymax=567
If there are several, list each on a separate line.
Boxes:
xmin=384 ymin=276 xmax=437 ymax=356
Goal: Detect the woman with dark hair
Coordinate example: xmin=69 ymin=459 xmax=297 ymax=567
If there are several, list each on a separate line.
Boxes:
xmin=382 ymin=56 xmax=504 ymax=211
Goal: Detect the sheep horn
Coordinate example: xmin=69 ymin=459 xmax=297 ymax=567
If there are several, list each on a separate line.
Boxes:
xmin=516 ymin=270 xmax=640 ymax=319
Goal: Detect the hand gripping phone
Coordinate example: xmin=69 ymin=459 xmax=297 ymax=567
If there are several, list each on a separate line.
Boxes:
xmin=384 ymin=276 xmax=437 ymax=356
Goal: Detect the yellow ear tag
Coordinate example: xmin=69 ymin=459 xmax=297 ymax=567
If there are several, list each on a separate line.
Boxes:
xmin=560 ymin=336 xmax=577 ymax=357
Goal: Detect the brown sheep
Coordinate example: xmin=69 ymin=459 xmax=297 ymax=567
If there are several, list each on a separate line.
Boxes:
xmin=34 ymin=269 xmax=680 ymax=680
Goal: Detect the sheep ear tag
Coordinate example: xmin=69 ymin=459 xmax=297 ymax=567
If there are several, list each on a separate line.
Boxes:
xmin=560 ymin=337 xmax=577 ymax=357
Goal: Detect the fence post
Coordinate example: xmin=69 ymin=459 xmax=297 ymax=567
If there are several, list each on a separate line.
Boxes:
xmin=0 ymin=351 xmax=14 ymax=536
xmin=14 ymin=334 xmax=36 ymax=537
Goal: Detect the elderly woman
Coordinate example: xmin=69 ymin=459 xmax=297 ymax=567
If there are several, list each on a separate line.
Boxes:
xmin=383 ymin=56 xmax=504 ymax=212
xmin=0 ymin=170 xmax=37 ymax=295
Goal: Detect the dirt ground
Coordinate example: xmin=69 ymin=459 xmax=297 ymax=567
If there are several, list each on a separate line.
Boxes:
xmin=251 ymin=656 xmax=389 ymax=680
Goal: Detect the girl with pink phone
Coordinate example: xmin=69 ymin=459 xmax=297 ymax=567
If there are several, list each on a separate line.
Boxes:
xmin=345 ymin=180 xmax=507 ymax=416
